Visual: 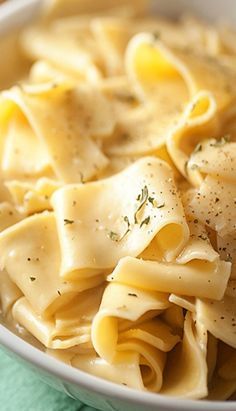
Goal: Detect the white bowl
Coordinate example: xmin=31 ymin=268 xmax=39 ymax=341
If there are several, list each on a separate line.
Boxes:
xmin=0 ymin=1 xmax=235 ymax=410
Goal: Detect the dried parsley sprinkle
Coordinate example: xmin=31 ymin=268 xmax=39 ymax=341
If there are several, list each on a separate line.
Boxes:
xmin=30 ymin=276 xmax=36 ymax=282
xmin=120 ymin=216 xmax=131 ymax=241
xmin=140 ymin=216 xmax=150 ymax=228
xmin=157 ymin=202 xmax=165 ymax=209
xmin=109 ymin=231 xmax=120 ymax=242
xmin=57 ymin=290 xmax=61 ymax=296
xmin=148 ymin=196 xmax=155 ymax=206
xmin=128 ymin=293 xmax=138 ymax=297
xmin=64 ymin=218 xmax=74 ymax=225
xmin=109 ymin=217 xmax=131 ymax=242
xmin=135 ymin=185 xmax=148 ymax=223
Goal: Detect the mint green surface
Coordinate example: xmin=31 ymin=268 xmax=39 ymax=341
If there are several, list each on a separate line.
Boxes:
xmin=0 ymin=348 xmax=98 ymax=411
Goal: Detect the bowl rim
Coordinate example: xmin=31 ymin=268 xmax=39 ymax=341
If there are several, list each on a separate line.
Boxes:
xmin=0 ymin=324 xmax=235 ymax=411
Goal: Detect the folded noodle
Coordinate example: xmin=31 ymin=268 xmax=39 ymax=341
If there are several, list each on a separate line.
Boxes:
xmin=161 ymin=313 xmax=208 ymax=399
xmin=0 ymin=270 xmax=22 ymax=316
xmin=1 ymin=83 xmax=113 ymax=183
xmin=20 ymin=26 xmax=102 ymax=84
xmin=166 ymin=91 xmax=219 ymax=185
xmin=91 ymin=281 xmax=171 ymax=361
xmin=125 ymin=32 xmax=236 ymax=110
xmin=108 ymin=256 xmax=230 ymax=300
xmin=0 ymin=7 xmax=235 ymax=402
xmin=0 ymin=212 xmax=104 ymax=316
xmin=5 ymin=178 xmax=62 ymax=215
xmin=51 ymin=157 xmax=189 ymax=279
xmin=207 ymin=342 xmax=236 ymax=400
xmin=196 ymin=282 xmax=236 ymax=349
xmin=72 ymin=350 xmax=145 ymax=389
xmin=12 ymin=285 xmax=104 ymax=349
xmin=188 ymin=175 xmax=236 ymax=236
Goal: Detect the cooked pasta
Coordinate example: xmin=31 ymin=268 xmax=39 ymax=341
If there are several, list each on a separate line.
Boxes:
xmin=0 ymin=0 xmax=235 ymax=401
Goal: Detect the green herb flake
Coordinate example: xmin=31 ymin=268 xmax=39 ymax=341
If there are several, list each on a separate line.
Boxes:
xmin=148 ymin=196 xmax=155 ymax=206
xmin=64 ymin=218 xmax=74 ymax=225
xmin=30 ymin=276 xmax=36 ymax=282
xmin=140 ymin=216 xmax=150 ymax=228
xmin=109 ymin=231 xmax=120 ymax=242
xmin=156 ymin=202 xmax=165 ymax=209
xmin=119 ymin=216 xmax=131 ymax=241
xmin=135 ymin=185 xmax=149 ymax=223
xmin=128 ymin=293 xmax=138 ymax=297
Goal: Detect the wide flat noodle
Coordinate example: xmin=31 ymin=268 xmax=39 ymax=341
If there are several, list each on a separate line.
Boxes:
xmin=1 ymin=83 xmax=113 ymax=183
xmin=0 ymin=212 xmax=104 ymax=316
xmin=21 ymin=26 xmax=102 ymax=84
xmin=166 ymin=91 xmax=219 ymax=185
xmin=0 ymin=6 xmax=235 ymax=401
xmin=0 ymin=270 xmax=22 ymax=316
xmin=161 ymin=313 xmax=208 ymax=399
xmin=108 ymin=256 xmax=230 ymax=300
xmin=104 ymin=99 xmax=181 ymax=156
xmin=176 ymin=219 xmax=219 ymax=264
xmin=196 ymin=282 xmax=236 ymax=349
xmin=187 ymin=139 xmax=236 ymax=184
xmin=51 ymin=157 xmax=189 ymax=278
xmin=72 ymin=351 xmax=146 ymax=390
xmin=2 ymin=110 xmax=52 ymax=179
xmin=189 ymin=175 xmax=236 ymax=236
xmin=91 ymin=281 xmax=170 ymax=361
xmin=5 ymin=178 xmax=62 ymax=215
xmin=208 ymin=341 xmax=236 ymax=400
xmin=0 ymin=202 xmax=22 ymax=232
xmin=12 ymin=285 xmax=104 ymax=349
xmin=125 ymin=32 xmax=236 ymax=109
xmin=217 ymin=234 xmax=236 ymax=279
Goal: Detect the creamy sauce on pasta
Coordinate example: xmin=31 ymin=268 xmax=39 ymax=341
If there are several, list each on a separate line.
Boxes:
xmin=0 ymin=0 xmax=235 ymax=401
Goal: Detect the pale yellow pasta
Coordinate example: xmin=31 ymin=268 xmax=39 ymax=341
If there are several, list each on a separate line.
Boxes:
xmin=0 ymin=212 xmax=104 ymax=316
xmin=12 ymin=285 xmax=104 ymax=349
xmin=108 ymin=256 xmax=230 ymax=300
xmin=91 ymin=281 xmax=171 ymax=361
xmin=161 ymin=313 xmax=208 ymax=399
xmin=1 ymin=83 xmax=113 ymax=183
xmin=51 ymin=157 xmax=189 ymax=278
xmin=0 ymin=2 xmax=235 ymax=402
